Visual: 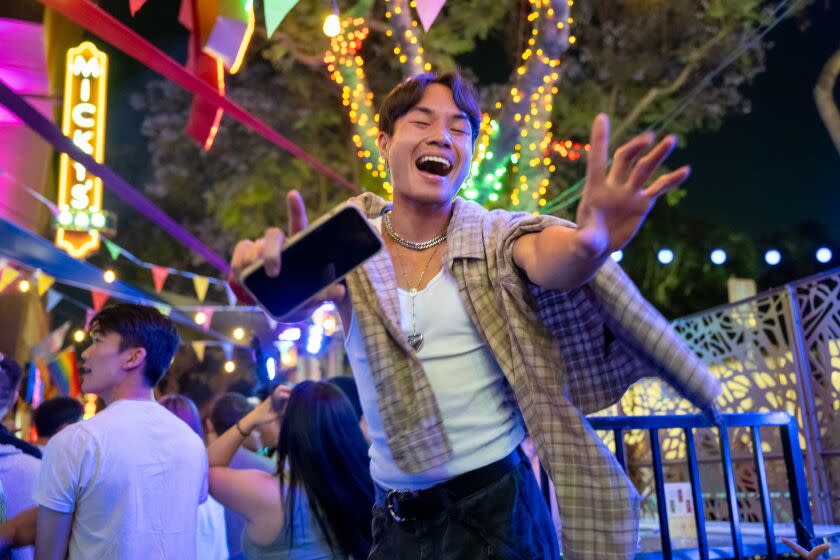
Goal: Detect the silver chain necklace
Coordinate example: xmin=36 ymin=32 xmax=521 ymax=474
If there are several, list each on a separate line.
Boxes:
xmin=383 ymin=211 xmax=447 ymax=251
xmin=394 ymin=243 xmax=442 ymax=352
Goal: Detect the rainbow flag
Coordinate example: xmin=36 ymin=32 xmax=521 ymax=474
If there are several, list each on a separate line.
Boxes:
xmin=47 ymin=348 xmax=81 ymax=397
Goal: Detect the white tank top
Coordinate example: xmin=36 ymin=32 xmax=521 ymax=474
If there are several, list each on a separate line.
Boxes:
xmin=344 ymin=217 xmax=524 ymax=490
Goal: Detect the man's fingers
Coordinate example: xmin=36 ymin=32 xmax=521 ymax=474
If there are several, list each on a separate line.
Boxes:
xmin=627 ymin=134 xmax=678 ymax=190
xmin=779 ymin=537 xmax=816 ymax=558
xmin=608 ymin=131 xmax=654 ymax=185
xmin=287 ymin=190 xmax=309 ymax=235
xmin=231 ymin=240 xmax=257 ymax=283
xmin=586 ymin=113 xmax=610 ymax=187
xmin=642 ymin=166 xmax=691 ymax=199
xmin=262 ymin=227 xmax=285 ymax=277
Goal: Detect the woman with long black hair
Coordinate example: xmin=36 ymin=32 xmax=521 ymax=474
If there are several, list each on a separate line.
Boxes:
xmin=207 ymin=381 xmax=374 ymax=560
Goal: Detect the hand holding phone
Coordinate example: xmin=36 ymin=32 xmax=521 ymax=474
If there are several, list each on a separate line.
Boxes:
xmin=231 ymin=191 xmax=382 ymax=321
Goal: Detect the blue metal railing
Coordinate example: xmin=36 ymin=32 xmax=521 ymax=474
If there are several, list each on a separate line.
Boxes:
xmin=584 ymin=412 xmax=815 ymax=559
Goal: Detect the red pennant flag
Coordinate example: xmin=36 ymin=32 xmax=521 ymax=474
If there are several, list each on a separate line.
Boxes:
xmin=178 ymin=0 xmax=194 ymax=31
xmin=130 ymin=0 xmax=148 ymax=16
xmin=151 ymin=265 xmax=170 ymax=293
xmin=91 ymin=290 xmax=110 ymax=311
xmin=85 ymin=308 xmax=96 ymax=330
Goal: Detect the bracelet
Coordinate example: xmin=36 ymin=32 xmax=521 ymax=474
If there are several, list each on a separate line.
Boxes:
xmin=235 ymin=419 xmax=250 ymax=437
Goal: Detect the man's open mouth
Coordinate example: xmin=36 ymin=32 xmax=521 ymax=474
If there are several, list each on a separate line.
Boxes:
xmin=415 ymin=155 xmax=453 ymax=177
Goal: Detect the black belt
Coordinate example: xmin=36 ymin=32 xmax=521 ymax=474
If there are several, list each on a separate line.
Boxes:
xmin=384 ymin=447 xmax=526 ymax=523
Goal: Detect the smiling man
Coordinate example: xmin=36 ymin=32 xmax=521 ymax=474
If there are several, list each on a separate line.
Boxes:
xmin=33 ymin=304 xmax=208 ymax=560
xmin=231 ymin=72 xmax=721 ymax=559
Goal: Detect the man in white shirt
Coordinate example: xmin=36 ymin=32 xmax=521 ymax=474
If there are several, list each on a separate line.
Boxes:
xmin=33 ymin=304 xmax=208 ymax=560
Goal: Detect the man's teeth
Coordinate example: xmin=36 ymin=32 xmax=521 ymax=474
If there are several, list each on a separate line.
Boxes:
xmin=419 ymin=155 xmax=452 ymax=168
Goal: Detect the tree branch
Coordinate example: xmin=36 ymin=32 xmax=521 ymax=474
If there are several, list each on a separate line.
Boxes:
xmin=814 ymin=45 xmax=840 ymax=155
xmin=275 ymin=31 xmax=325 ymax=70
xmin=389 ymin=0 xmax=425 ymax=76
xmin=493 ymin=0 xmax=570 ymax=159
xmin=611 ymin=26 xmax=729 ymax=141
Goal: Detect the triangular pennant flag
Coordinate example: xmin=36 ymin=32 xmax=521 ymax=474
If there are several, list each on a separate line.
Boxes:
xmin=151 ymin=266 xmax=170 ymax=294
xmin=222 ymin=342 xmax=234 ymax=361
xmin=178 ymin=0 xmax=194 ymax=31
xmin=264 ymin=0 xmax=299 ymax=38
xmin=193 ymin=275 xmax=210 ymax=302
xmin=36 ymin=271 xmax=55 ymax=296
xmin=192 ymin=341 xmax=206 ymax=363
xmin=25 ymin=360 xmax=38 ymax=404
xmin=0 ymin=267 xmax=20 ymax=292
xmin=103 ymin=238 xmax=121 ymax=261
xmin=416 ymin=0 xmax=447 ymax=31
xmin=129 ymin=0 xmax=149 ymax=16
xmin=200 ymin=307 xmax=215 ymax=331
xmin=91 ymin=290 xmax=110 ymax=311
xmin=45 ymin=290 xmax=63 ymax=312
xmin=154 ymin=303 xmax=172 ymax=317
xmin=85 ymin=308 xmax=96 ymax=330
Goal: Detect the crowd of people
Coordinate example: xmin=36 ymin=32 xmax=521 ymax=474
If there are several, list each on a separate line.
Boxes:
xmin=0 ymin=71 xmax=834 ymax=560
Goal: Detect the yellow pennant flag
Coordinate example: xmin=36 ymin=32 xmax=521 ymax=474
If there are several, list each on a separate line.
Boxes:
xmin=0 ymin=267 xmax=20 ymax=292
xmin=37 ymin=272 xmax=55 ymax=296
xmin=192 ymin=341 xmax=206 ymax=363
xmin=193 ymin=275 xmax=210 ymax=302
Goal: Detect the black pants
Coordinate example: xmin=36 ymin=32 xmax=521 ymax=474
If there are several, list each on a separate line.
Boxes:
xmin=369 ymin=456 xmax=560 ymax=560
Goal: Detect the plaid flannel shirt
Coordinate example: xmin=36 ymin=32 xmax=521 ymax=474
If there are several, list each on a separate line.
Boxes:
xmin=344 ymin=193 xmax=721 ymax=559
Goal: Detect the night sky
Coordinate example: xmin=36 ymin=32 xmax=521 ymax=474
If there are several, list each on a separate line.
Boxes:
xmin=671 ymin=1 xmax=840 ymax=241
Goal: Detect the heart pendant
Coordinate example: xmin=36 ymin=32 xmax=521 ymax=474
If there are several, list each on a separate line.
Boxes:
xmin=407 ymin=332 xmax=424 ymax=351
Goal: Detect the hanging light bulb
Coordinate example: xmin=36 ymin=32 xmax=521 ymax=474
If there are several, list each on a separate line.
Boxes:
xmin=323 ymin=13 xmax=341 ymax=37
xmin=73 ymin=329 xmax=86 ymax=343
xmin=224 ymin=360 xmax=236 ymax=373
xmin=194 ymin=311 xmax=207 ymax=326
xmin=103 ymin=269 xmax=116 ymax=283
xmin=232 ymin=327 xmax=245 ymax=341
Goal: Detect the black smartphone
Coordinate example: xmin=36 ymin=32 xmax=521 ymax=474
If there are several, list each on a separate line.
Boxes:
xmin=240 ymin=203 xmax=383 ymax=320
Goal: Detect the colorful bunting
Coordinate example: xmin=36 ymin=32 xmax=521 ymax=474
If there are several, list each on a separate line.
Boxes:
xmin=192 ymin=341 xmax=206 ymax=362
xmin=0 ymin=267 xmax=20 ymax=292
xmin=129 ymin=0 xmax=149 ymax=16
xmin=151 ymin=265 xmax=170 ymax=293
xmin=416 ymin=0 xmax=447 ymax=31
xmin=85 ymin=309 xmax=96 ymax=330
xmin=103 ymin=238 xmax=122 ymax=260
xmin=192 ymin=275 xmax=210 ymax=302
xmin=178 ymin=0 xmax=194 ymax=30
xmin=91 ymin=290 xmax=110 ymax=311
xmin=198 ymin=307 xmax=215 ymax=331
xmin=154 ymin=303 xmax=172 ymax=317
xmin=36 ymin=271 xmax=55 ymax=296
xmin=264 ymin=0 xmax=299 ymax=37
xmin=45 ymin=290 xmax=63 ymax=312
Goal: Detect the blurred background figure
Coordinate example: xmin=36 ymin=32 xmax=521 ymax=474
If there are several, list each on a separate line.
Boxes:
xmin=209 ymin=393 xmax=275 ymax=560
xmin=0 ymin=356 xmax=39 ymax=460
xmin=159 ymin=394 xmax=228 ymax=560
xmin=31 ymin=397 xmax=83 ymax=451
xmin=208 ymin=381 xmax=374 ymax=560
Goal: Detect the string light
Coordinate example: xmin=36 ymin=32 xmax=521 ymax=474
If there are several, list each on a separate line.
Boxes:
xmin=18 ymin=279 xmax=31 ymax=293
xmin=710 ymin=249 xmax=727 ymax=265
xmin=103 ymin=269 xmax=116 ymax=283
xmin=765 ymin=249 xmax=781 ymax=266
xmin=323 ymin=14 xmax=341 ymax=38
xmin=657 ymin=249 xmax=675 ymax=265
xmin=73 ymin=329 xmax=86 ymax=343
xmin=232 ymin=327 xmax=245 ymax=340
xmin=194 ymin=311 xmax=207 ymax=326
xmin=816 ymin=247 xmax=832 ymax=264
xmin=224 ymin=360 xmax=236 ymax=373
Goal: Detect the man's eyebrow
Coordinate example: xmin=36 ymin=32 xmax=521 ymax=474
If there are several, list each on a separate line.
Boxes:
xmin=410 ymin=105 xmax=470 ymax=123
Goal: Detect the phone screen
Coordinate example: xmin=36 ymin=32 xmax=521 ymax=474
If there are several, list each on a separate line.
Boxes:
xmin=242 ymin=206 xmax=382 ymax=319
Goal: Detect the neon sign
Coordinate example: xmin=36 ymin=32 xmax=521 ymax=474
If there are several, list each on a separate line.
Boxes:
xmin=55 ymin=42 xmax=108 ymax=258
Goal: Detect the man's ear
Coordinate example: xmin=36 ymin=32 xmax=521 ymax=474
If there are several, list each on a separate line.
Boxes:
xmin=121 ymin=346 xmax=147 ymax=373
xmin=376 ymin=131 xmax=390 ymax=167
